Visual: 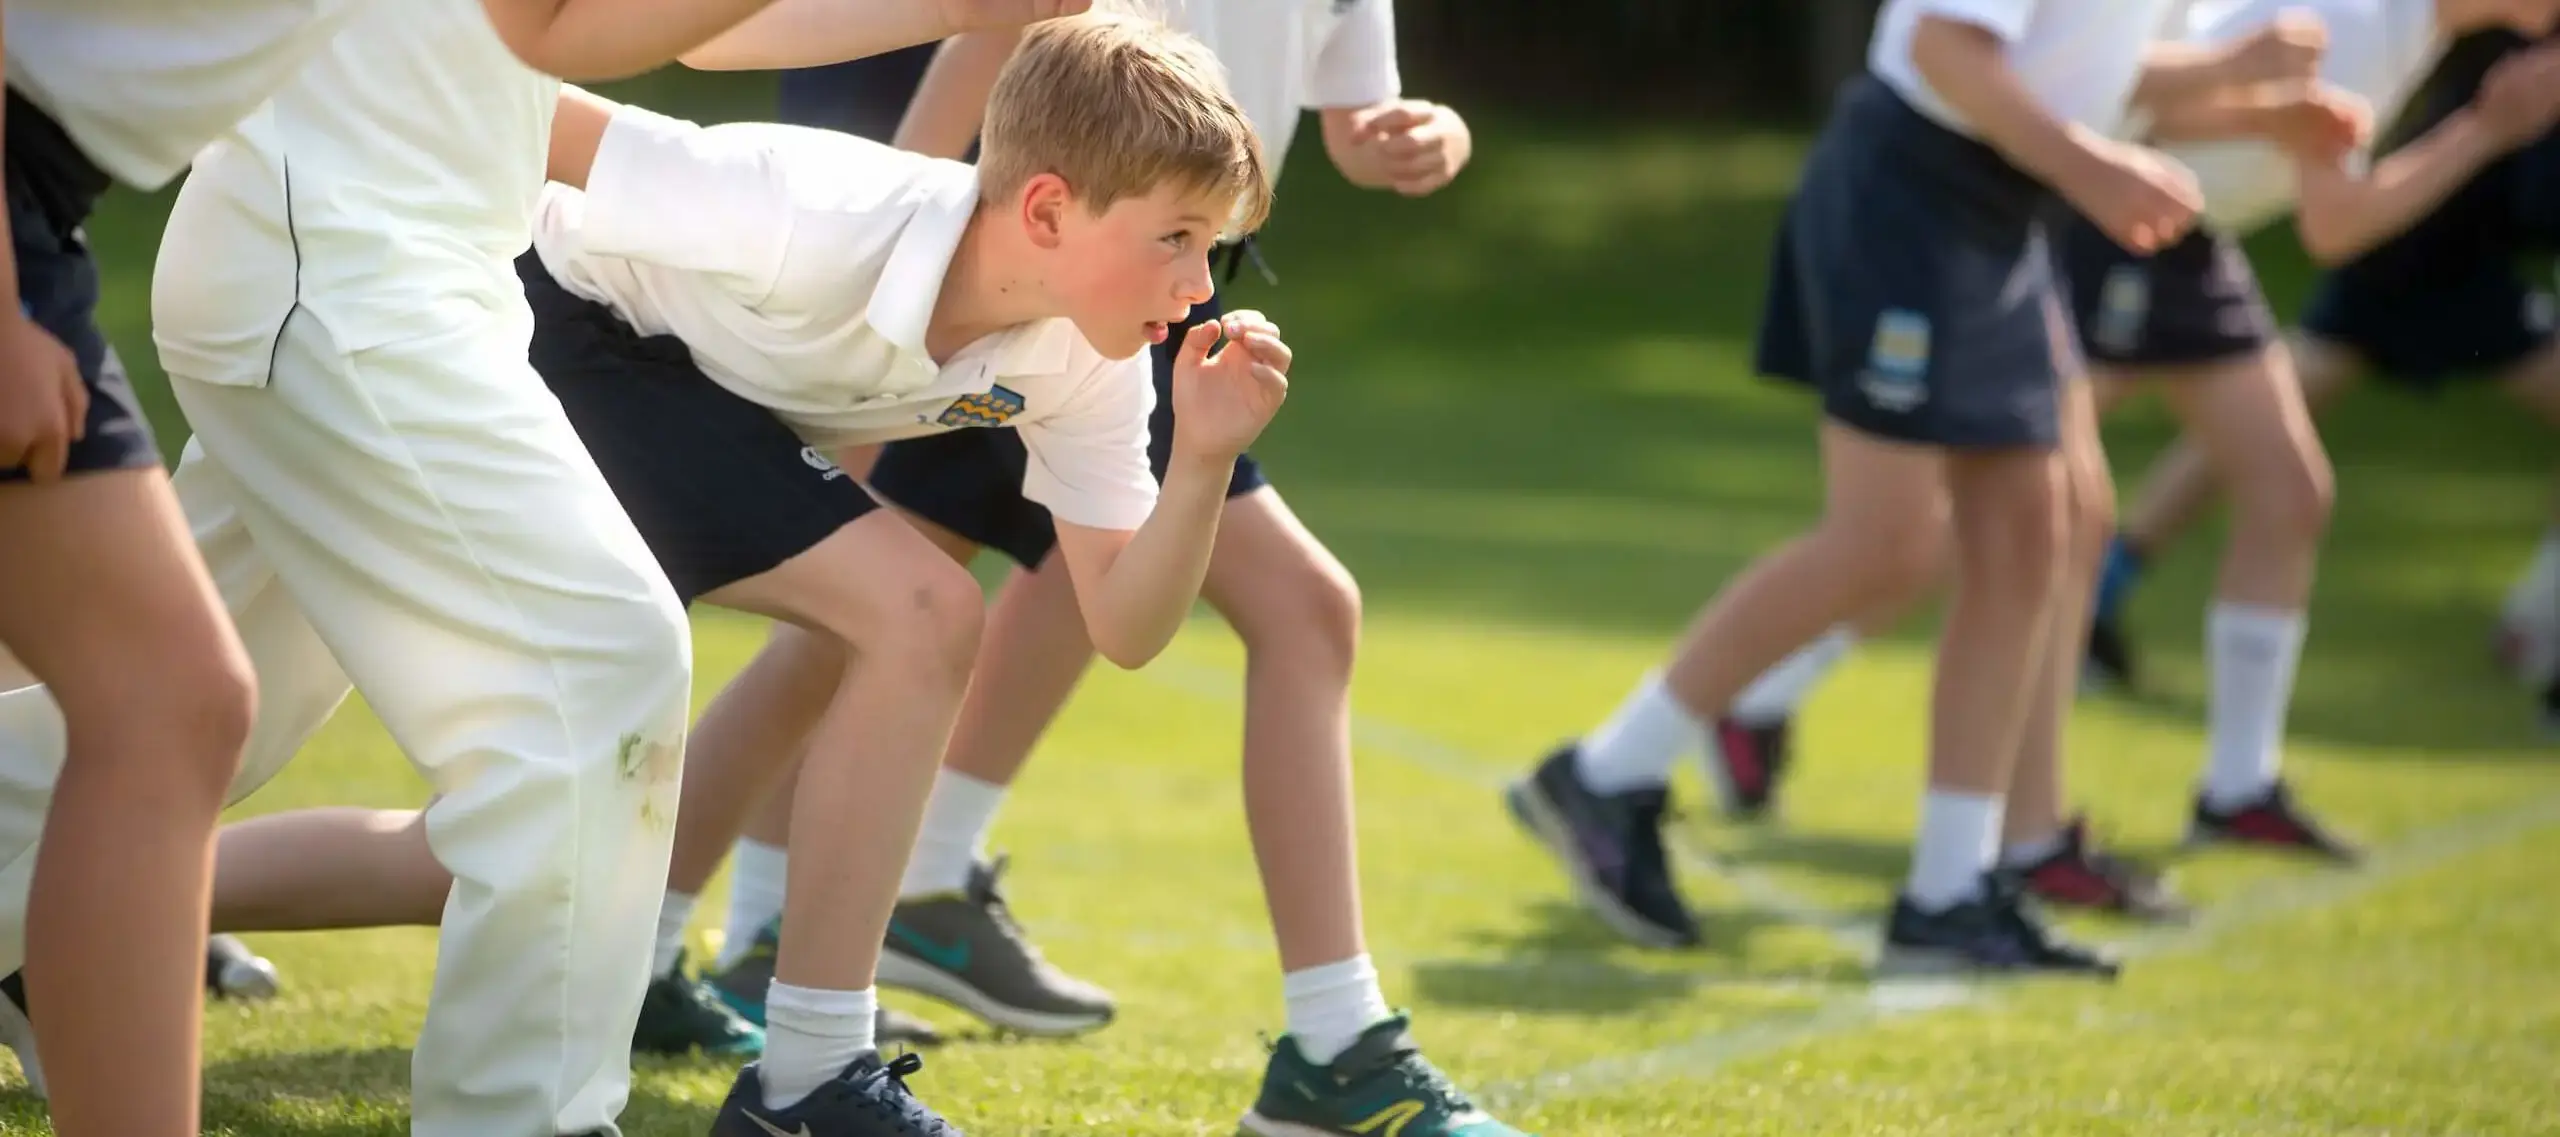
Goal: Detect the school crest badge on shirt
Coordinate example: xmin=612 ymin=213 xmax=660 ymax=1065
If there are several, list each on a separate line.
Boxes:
xmin=937 ymin=384 xmax=1027 ymax=428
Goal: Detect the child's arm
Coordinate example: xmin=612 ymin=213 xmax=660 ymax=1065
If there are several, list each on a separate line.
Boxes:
xmin=547 ymin=85 xmax=618 ymax=189
xmin=1319 ymin=101 xmax=1471 ymax=196
xmin=2293 ymin=45 xmax=2560 ymax=264
xmin=1910 ymin=13 xmax=2202 ymax=252
xmin=2146 ymin=79 xmax=2369 ymax=161
xmin=676 ymin=0 xmax=1070 ymax=71
xmin=2131 ymin=10 xmax=2326 ymax=112
xmin=891 ymin=28 xmax=1022 ymax=158
xmin=1050 ymin=315 xmax=1290 ymax=668
xmin=479 ymin=0 xmax=789 ymax=80
xmin=0 ymin=14 xmax=91 ymax=483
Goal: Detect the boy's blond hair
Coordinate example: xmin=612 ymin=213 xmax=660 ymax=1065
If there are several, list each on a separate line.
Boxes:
xmin=980 ymin=10 xmax=1273 ymax=234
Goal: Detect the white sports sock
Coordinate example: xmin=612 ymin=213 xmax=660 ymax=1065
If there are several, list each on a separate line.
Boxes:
xmin=1574 ymin=673 xmax=1701 ymax=795
xmin=2203 ymin=603 xmax=2306 ymax=811
xmin=719 ymin=839 xmax=789 ymax=970
xmin=760 ymin=982 xmax=878 ymax=1111
xmin=1281 ymin=955 xmax=1394 ymax=1066
xmin=652 ymin=892 xmax=697 ymax=979
xmin=899 ymin=770 xmax=1008 ymax=899
xmin=1906 ymin=791 xmax=2001 ymax=910
xmin=1729 ymin=626 xmax=1857 ymax=726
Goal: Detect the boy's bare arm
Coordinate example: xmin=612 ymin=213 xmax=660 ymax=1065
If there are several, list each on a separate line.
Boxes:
xmin=546 ymin=85 xmax=622 ymax=189
xmin=1911 ymin=15 xmax=2200 ymax=252
xmin=2146 ymin=79 xmax=2369 ymax=162
xmin=2132 ymin=11 xmax=2325 ymax=112
xmin=2292 ymin=46 xmax=2560 ymax=264
xmin=891 ymin=28 xmax=1022 ymax=158
xmin=1319 ymin=100 xmax=1472 ymax=196
xmin=1052 ymin=315 xmax=1289 ymax=668
xmin=479 ymin=0 xmax=785 ymax=81
xmin=679 ymin=0 xmax=1068 ymax=72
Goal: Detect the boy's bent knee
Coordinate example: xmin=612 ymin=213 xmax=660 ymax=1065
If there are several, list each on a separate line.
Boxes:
xmin=1224 ymin=554 xmax=1362 ymax=676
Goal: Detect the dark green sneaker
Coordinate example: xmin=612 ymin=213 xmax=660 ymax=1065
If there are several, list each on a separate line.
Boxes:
xmin=1241 ymin=1015 xmax=1527 ymax=1136
xmin=708 ymin=918 xmax=946 ymax=1046
xmin=878 ymin=856 xmax=1114 ymax=1037
xmin=634 ymin=953 xmax=765 ymax=1058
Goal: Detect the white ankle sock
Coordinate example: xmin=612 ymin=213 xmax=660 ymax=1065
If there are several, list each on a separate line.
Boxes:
xmin=719 ymin=839 xmax=789 ymax=970
xmin=2203 ymin=603 xmax=2306 ymax=811
xmin=899 ymin=771 xmax=1008 ymax=899
xmin=1729 ymin=627 xmax=1856 ymax=726
xmin=1575 ymin=673 xmax=1701 ymax=795
xmin=652 ymin=892 xmax=697 ymax=979
xmin=1906 ymin=791 xmax=2001 ymax=910
xmin=760 ymin=982 xmax=878 ymax=1110
xmin=1281 ymin=955 xmax=1393 ymax=1066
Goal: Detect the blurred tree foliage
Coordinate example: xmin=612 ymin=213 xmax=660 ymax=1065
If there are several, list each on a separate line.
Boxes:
xmin=1392 ymin=0 xmax=1881 ymax=119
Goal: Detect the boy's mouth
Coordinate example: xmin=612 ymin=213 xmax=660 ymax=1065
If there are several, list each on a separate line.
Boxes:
xmin=1143 ymin=320 xmax=1171 ymax=345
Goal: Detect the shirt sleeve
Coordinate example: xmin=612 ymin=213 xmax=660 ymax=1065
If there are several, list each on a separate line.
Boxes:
xmin=1014 ymin=356 xmax=1161 ymax=533
xmin=575 ymin=105 xmax=796 ymax=303
xmin=1912 ymin=0 xmax=2037 ymax=42
xmin=1306 ymin=0 xmax=1404 ymax=109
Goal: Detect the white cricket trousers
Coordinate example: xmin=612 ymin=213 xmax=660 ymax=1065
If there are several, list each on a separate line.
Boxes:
xmin=0 ymin=303 xmax=693 ymax=1137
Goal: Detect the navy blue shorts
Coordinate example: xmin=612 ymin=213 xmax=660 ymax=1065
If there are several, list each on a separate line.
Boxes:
xmin=2060 ymin=217 xmax=2273 ymax=368
xmin=775 ymin=45 xmax=979 ymax=161
xmin=1 ymin=87 xmax=158 ymax=483
xmin=866 ymin=295 xmax=1268 ymax=569
xmin=1756 ymin=75 xmax=2075 ymax=450
xmin=520 ymin=255 xmax=880 ymax=606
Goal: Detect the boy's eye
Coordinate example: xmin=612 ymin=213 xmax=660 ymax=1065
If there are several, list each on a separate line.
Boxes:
xmin=1162 ymin=231 xmax=1192 ymax=249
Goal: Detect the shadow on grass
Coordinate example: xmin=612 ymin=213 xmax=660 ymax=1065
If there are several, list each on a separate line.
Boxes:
xmin=177 ymin=1045 xmax=731 ymax=1136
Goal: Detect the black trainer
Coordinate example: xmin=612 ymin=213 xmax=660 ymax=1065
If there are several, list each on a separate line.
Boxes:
xmin=711 ymin=1052 xmax=960 ymax=1137
xmin=1504 ymin=744 xmax=1699 ymax=948
xmin=1878 ymin=873 xmax=2120 ymax=979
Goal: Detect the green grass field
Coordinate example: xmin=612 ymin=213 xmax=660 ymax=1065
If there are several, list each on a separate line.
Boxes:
xmin=7 ymin=70 xmax=2556 ymax=1134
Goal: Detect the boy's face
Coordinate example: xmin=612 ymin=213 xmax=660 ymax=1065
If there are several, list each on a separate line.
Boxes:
xmin=1047 ymin=181 xmax=1235 ymax=359
xmin=2498 ymin=0 xmax=2560 ymax=35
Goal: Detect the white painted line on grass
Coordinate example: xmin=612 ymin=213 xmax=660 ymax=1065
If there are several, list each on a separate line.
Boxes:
xmin=1482 ymin=787 xmax=2560 ymax=1109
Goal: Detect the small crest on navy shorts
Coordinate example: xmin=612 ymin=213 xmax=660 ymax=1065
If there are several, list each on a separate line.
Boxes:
xmin=937 ymin=384 xmax=1027 ymax=428
xmin=2094 ymin=264 xmax=2151 ymax=356
xmin=1859 ymin=309 xmax=1931 ymax=413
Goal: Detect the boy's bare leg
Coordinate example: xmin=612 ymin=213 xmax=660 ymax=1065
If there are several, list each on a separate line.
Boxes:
xmin=670 ymin=621 xmax=845 ymax=905
xmin=212 ymin=809 xmax=447 ymax=932
xmin=695 ymin=511 xmax=981 ymax=1110
xmin=2002 ymin=379 xmax=2113 ymax=859
xmin=0 ymin=469 xmax=254 ymax=1137
xmin=1519 ymin=423 xmax=1951 ymax=948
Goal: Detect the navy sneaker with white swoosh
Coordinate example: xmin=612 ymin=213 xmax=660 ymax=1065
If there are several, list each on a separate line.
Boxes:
xmin=711 ymin=1053 xmax=959 ymax=1137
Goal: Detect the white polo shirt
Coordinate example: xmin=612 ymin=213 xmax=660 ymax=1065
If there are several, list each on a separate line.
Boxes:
xmin=532 ymin=107 xmax=1159 ymax=533
xmin=152 ymin=0 xmax=558 ymax=382
xmin=3 ymin=0 xmax=362 ymax=190
xmin=1871 ymin=0 xmax=2194 ymax=137
xmin=2167 ymin=0 xmax=2443 ymax=233
xmin=1164 ymin=0 xmax=1403 ymax=178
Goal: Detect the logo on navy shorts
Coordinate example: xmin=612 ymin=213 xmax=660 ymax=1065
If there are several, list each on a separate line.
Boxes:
xmin=2093 ymin=264 xmax=2152 ymax=357
xmin=1858 ymin=310 xmax=1931 ymax=413
xmin=800 ymin=447 xmax=847 ymax=480
xmin=2528 ymin=291 xmax=2556 ymax=336
xmin=936 ymin=384 xmax=1027 ymax=428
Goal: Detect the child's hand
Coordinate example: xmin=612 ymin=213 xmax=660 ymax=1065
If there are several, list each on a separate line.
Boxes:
xmin=2231 ymin=9 xmax=2328 ymax=85
xmin=2263 ymin=81 xmax=2372 ymax=165
xmin=0 ymin=312 xmax=88 ymax=482
xmin=1343 ymin=100 xmax=1473 ymax=196
xmin=2475 ymin=44 xmax=2560 ymax=149
xmin=936 ymin=0 xmax=1090 ymax=33
xmin=1169 ymin=312 xmax=1289 ymax=462
xmin=2059 ymin=138 xmax=2204 ymax=254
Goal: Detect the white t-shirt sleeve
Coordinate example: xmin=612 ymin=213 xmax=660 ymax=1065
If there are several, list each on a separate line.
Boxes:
xmin=1307 ymin=0 xmax=1404 ymax=109
xmin=1015 ymin=356 xmax=1161 ymax=532
xmin=576 ymin=105 xmax=794 ymax=302
xmin=1911 ymin=0 xmax=2038 ymax=41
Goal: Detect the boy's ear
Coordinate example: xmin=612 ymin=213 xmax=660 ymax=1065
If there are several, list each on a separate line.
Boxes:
xmin=1020 ymin=172 xmax=1074 ymax=251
